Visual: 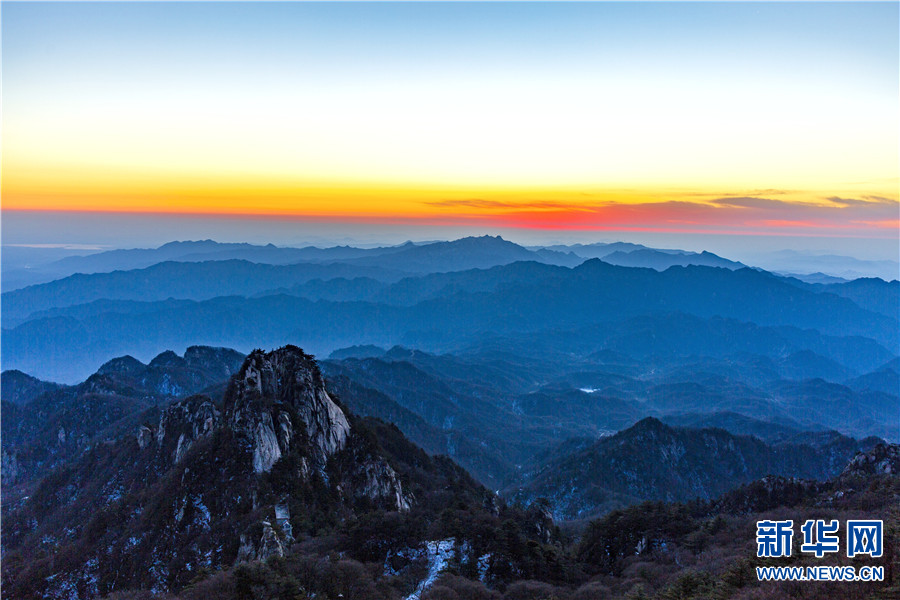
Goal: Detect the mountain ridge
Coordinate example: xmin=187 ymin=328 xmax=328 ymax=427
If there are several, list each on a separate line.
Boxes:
xmin=510 ymin=416 xmax=882 ymax=521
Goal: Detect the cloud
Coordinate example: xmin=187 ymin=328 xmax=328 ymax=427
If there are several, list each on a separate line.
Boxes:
xmin=851 ymin=219 xmax=900 ymax=229
xmin=825 ymin=195 xmax=899 ymax=207
xmin=863 ymin=195 xmax=900 ymax=204
xmin=744 ymin=189 xmax=795 ymax=197
xmin=711 ymin=197 xmax=803 ymax=209
xmin=408 ymin=189 xmax=900 ymax=237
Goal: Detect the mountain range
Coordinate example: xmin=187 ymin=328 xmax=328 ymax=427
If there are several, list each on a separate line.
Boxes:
xmin=2 ymin=345 xmax=897 ymax=600
xmin=510 ymin=417 xmax=880 ymax=521
xmin=3 ymin=242 xmax=896 ymax=383
xmin=2 ymin=235 xmax=898 ymax=599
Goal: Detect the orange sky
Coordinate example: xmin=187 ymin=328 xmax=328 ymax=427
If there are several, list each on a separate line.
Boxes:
xmin=3 ymin=2 xmax=898 ymax=239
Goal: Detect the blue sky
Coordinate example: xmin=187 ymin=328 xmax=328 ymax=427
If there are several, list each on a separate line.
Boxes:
xmin=2 ymin=1 xmax=898 ymax=258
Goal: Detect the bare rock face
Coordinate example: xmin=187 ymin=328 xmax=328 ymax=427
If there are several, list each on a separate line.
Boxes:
xmin=249 ymin=411 xmax=286 ymax=473
xmin=842 ymin=444 xmax=900 ymax=477
xmin=136 ymin=425 xmax=153 ymax=450
xmin=1 ymin=345 xmax=449 ymax=598
xmin=1 ymin=448 xmax=20 ymax=485
xmin=355 ymin=458 xmax=413 ymax=512
xmin=236 ymin=521 xmax=286 ymax=563
xmin=225 ymin=346 xmax=351 ymax=472
xmin=152 ymin=395 xmax=221 ymax=464
xmin=525 ymin=499 xmax=556 ymax=544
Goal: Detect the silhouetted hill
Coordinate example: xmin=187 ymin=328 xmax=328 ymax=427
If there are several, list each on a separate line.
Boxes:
xmin=1 ymin=260 xmax=408 ymax=322
xmin=341 ymin=235 xmax=583 ymax=272
xmin=760 ymin=249 xmax=900 ymax=281
xmin=1 ymin=237 xmax=589 ymax=322
xmin=660 ymin=411 xmax=808 ymax=442
xmin=1 ymin=240 xmax=414 ymax=291
xmin=846 ymin=361 xmax=900 ymax=395
xmin=328 ymin=344 xmax=389 ymax=360
xmin=5 ymin=260 xmax=896 ymax=383
xmin=602 ymin=248 xmax=744 ymax=270
xmin=0 ymin=370 xmax=64 ymax=406
xmin=537 ymin=241 xmax=649 ymax=259
xmin=819 ymin=277 xmax=899 ymax=319
xmin=512 ymin=418 xmax=880 ymax=521
xmin=764 ymin=378 xmax=898 ymax=440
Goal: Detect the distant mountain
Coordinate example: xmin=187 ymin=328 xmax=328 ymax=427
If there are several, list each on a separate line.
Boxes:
xmin=817 ymin=277 xmax=899 ymax=319
xmin=535 ymin=241 xmax=649 ymax=259
xmin=0 ymin=237 xmax=584 ymax=322
xmin=782 ymin=271 xmax=849 ymax=284
xmin=328 ymin=344 xmax=389 ymax=360
xmin=775 ymin=349 xmax=856 ymax=381
xmin=1 ymin=259 xmax=407 ymax=322
xmin=0 ymin=240 xmax=413 ymax=291
xmin=54 ymin=240 xmax=274 ymax=270
xmin=0 ymin=238 xmax=720 ymax=293
xmin=325 ymin=373 xmax=512 ymax=488
xmin=602 ymin=248 xmax=745 ymax=270
xmin=5 ymin=261 xmax=897 ymax=385
xmin=845 ymin=361 xmax=900 ymax=396
xmin=0 ymin=370 xmax=63 ymax=406
xmin=1 ymin=346 xmax=246 ymax=488
xmin=509 ymin=386 xmax=645 ymax=439
xmin=756 ymin=249 xmax=900 ymax=281
xmin=764 ymin=378 xmax=898 ymax=441
xmin=340 ymin=235 xmax=584 ymax=272
xmin=660 ymin=411 xmax=808 ymax=442
xmin=322 ymin=347 xmax=654 ymax=487
xmin=321 ymin=355 xmax=531 ymax=484
xmin=511 ymin=417 xmax=880 ymax=521
xmin=323 ymin=339 xmax=898 ymax=488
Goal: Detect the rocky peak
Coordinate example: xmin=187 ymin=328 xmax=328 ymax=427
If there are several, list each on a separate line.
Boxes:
xmin=627 ymin=416 xmax=670 ymax=436
xmin=225 ymin=346 xmax=351 ymax=472
xmin=97 ymin=355 xmax=146 ymax=377
xmin=149 ymin=350 xmax=187 ymax=369
xmin=842 ymin=443 xmax=900 ymax=478
xmin=84 ymin=347 xmax=246 ymax=401
xmin=151 ymin=395 xmax=221 ymax=464
xmin=0 ymin=370 xmax=63 ymax=406
xmin=228 ymin=346 xmax=328 ymax=406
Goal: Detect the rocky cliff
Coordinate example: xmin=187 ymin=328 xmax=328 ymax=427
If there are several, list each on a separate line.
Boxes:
xmin=225 ymin=346 xmax=350 ymax=472
xmin=1 ymin=346 xmax=428 ymax=598
xmin=1 ymin=346 xmax=246 ymax=491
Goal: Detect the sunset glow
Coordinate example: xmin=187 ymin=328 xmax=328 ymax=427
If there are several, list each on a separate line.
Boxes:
xmin=2 ymin=2 xmax=898 ymax=238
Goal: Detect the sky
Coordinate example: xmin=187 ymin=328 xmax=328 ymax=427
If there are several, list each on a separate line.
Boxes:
xmin=2 ymin=1 xmax=898 ymax=256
